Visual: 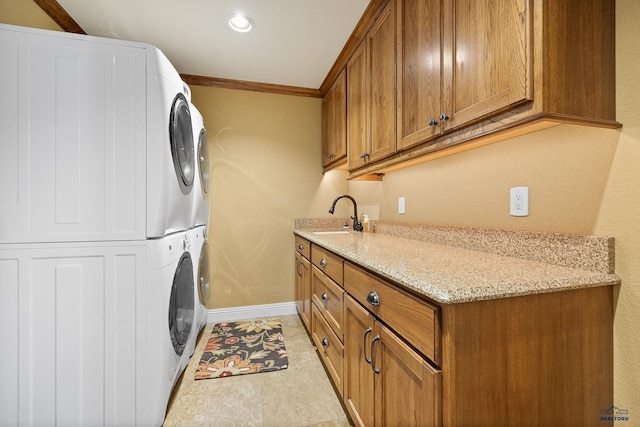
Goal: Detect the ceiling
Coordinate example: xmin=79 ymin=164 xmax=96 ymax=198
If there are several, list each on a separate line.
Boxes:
xmin=55 ymin=0 xmax=370 ymax=90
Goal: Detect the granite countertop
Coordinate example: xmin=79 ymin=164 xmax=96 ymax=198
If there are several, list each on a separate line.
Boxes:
xmin=294 ymin=219 xmax=620 ymax=304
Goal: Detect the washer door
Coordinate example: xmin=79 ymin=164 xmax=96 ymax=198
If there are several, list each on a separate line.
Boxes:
xmin=169 ymin=252 xmax=195 ymax=356
xmin=197 ymin=240 xmax=210 ymax=307
xmin=170 ymin=93 xmax=195 ymax=195
xmin=197 ymin=127 xmax=210 ymax=197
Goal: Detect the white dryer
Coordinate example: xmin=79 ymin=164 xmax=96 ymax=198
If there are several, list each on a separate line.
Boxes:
xmin=147 ymin=47 xmax=196 ymax=238
xmin=143 ymin=229 xmax=198 ymax=426
xmin=190 ymin=103 xmax=210 ymax=228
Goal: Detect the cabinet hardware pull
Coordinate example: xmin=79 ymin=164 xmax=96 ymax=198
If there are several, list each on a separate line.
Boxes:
xmin=322 ymin=337 xmax=329 ymax=348
xmin=297 ymin=260 xmax=303 ymax=277
xmin=428 ymin=118 xmax=439 ymax=126
xmin=367 ymin=290 xmax=380 ymax=306
xmin=371 ymin=335 xmax=381 ymax=374
xmin=439 ymin=113 xmax=450 ymax=121
xmin=298 ymin=244 xmax=304 ymax=250
xmin=359 ymin=152 xmax=370 ymax=159
xmin=327 ymin=153 xmax=334 ymax=159
xmin=321 ymin=293 xmax=328 ymax=302
xmin=320 ymin=259 xmax=327 ymax=267
xmin=363 ymin=327 xmax=373 ymax=364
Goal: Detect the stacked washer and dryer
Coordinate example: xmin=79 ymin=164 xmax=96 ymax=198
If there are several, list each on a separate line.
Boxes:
xmin=0 ymin=24 xmax=210 ymax=427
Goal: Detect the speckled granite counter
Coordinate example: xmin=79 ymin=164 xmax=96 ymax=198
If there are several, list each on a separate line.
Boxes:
xmin=294 ymin=219 xmax=620 ymax=304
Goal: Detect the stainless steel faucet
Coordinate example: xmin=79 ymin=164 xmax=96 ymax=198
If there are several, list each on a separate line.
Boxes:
xmin=328 ymin=195 xmax=363 ymax=232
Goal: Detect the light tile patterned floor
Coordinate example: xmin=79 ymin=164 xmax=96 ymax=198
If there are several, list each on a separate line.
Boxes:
xmin=163 ymin=314 xmax=352 ymax=427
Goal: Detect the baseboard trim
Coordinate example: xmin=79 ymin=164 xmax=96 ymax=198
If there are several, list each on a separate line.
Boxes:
xmin=206 ymin=302 xmax=297 ymax=323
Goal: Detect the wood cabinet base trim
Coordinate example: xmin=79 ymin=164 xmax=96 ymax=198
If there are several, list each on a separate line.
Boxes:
xmin=349 ymin=114 xmax=622 ymax=178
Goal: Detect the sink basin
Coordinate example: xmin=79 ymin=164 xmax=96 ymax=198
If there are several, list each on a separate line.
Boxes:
xmin=312 ymin=230 xmax=350 ymax=235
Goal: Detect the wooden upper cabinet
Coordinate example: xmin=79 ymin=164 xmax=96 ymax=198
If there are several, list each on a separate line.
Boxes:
xmin=322 ymin=69 xmax=347 ymax=169
xmin=396 ymin=0 xmax=443 ymax=150
xmin=347 ymin=0 xmax=397 ymax=171
xmin=397 ymin=0 xmax=531 ymax=151
xmin=347 ymin=42 xmax=368 ymax=169
xmin=441 ymin=0 xmax=532 ymax=132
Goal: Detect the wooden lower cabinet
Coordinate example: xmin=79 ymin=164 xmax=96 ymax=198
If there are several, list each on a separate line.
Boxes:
xmin=298 ymin=237 xmax=613 ymax=427
xmin=344 ymin=294 xmax=441 ymax=427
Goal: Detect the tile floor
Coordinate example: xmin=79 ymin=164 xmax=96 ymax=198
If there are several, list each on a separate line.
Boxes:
xmin=163 ymin=314 xmax=352 ymax=427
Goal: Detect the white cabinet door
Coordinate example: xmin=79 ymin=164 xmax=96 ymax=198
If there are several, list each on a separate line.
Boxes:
xmin=0 ymin=26 xmax=146 ymax=243
xmin=0 ymin=242 xmax=146 ymax=426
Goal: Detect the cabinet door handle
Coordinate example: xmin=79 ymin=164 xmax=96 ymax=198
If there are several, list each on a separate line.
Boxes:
xmin=359 ymin=152 xmax=370 ymax=159
xmin=439 ymin=113 xmax=450 ymax=121
xmin=321 ymin=292 xmax=328 ymax=302
xmin=320 ymin=259 xmax=327 ymax=267
xmin=363 ymin=327 xmax=373 ymax=364
xmin=367 ymin=290 xmax=380 ymax=306
xmin=371 ymin=335 xmax=381 ymax=374
xmin=428 ymin=118 xmax=439 ymax=126
xmin=327 ymin=153 xmax=334 ymax=159
xmin=322 ymin=337 xmax=329 ymax=348
xmin=297 ymin=260 xmax=303 ymax=277
xmin=298 ymin=243 xmax=304 ymax=250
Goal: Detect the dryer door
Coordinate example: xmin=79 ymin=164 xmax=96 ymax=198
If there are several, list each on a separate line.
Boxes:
xmin=197 ymin=127 xmax=210 ymax=197
xmin=197 ymin=239 xmax=210 ymax=307
xmin=170 ymin=93 xmax=195 ymax=195
xmin=169 ymin=252 xmax=195 ymax=356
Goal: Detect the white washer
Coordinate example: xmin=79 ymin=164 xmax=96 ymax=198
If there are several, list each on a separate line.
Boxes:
xmin=143 ymin=229 xmax=197 ymax=426
xmin=190 ymin=103 xmax=210 ymax=228
xmin=147 ymin=47 xmax=196 ymax=238
xmin=188 ymin=224 xmax=210 ymax=337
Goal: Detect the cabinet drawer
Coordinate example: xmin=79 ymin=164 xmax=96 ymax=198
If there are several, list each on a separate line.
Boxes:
xmin=312 ymin=303 xmax=344 ymax=397
xmin=294 ymin=235 xmax=311 ymax=259
xmin=312 ymin=265 xmax=345 ymax=341
xmin=344 ymin=262 xmax=440 ymax=365
xmin=311 ymin=245 xmax=343 ymax=285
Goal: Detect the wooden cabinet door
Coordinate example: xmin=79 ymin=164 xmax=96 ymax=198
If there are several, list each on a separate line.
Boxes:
xmin=322 ymin=69 xmax=347 ymax=167
xmin=344 ymin=295 xmax=375 ymax=427
xmin=347 ymin=0 xmax=396 ymax=170
xmin=397 ymin=0 xmax=443 ymax=150
xmin=442 ymin=0 xmax=532 ymax=131
xmin=367 ymin=0 xmax=397 ymax=163
xmin=347 ymin=41 xmax=368 ymax=169
xmin=295 ymin=251 xmax=311 ymax=331
xmin=373 ymin=322 xmax=442 ymax=427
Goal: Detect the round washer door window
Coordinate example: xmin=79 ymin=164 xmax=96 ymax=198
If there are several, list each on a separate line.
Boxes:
xmin=197 ymin=240 xmax=210 ymax=306
xmin=170 ymin=93 xmax=195 ymax=195
xmin=197 ymin=128 xmax=210 ymax=196
xmin=169 ymin=252 xmax=195 ymax=356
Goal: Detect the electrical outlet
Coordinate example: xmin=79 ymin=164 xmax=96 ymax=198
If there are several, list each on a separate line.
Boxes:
xmin=510 ymin=187 xmax=529 ymax=216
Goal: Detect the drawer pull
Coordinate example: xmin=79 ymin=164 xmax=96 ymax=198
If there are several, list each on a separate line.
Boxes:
xmin=367 ymin=290 xmax=380 ymax=306
xmin=298 ymin=244 xmax=304 ymax=250
xmin=322 ymin=337 xmax=329 ymax=348
xmin=371 ymin=335 xmax=381 ymax=374
xmin=320 ymin=259 xmax=327 ymax=267
xmin=363 ymin=327 xmax=373 ymax=364
xmin=321 ymin=292 xmax=328 ymax=302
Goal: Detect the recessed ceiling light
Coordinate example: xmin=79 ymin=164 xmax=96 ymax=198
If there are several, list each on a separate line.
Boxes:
xmin=228 ymin=14 xmax=254 ymax=33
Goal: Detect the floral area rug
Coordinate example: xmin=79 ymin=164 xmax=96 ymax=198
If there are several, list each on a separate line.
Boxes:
xmin=194 ymin=318 xmax=288 ymax=380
